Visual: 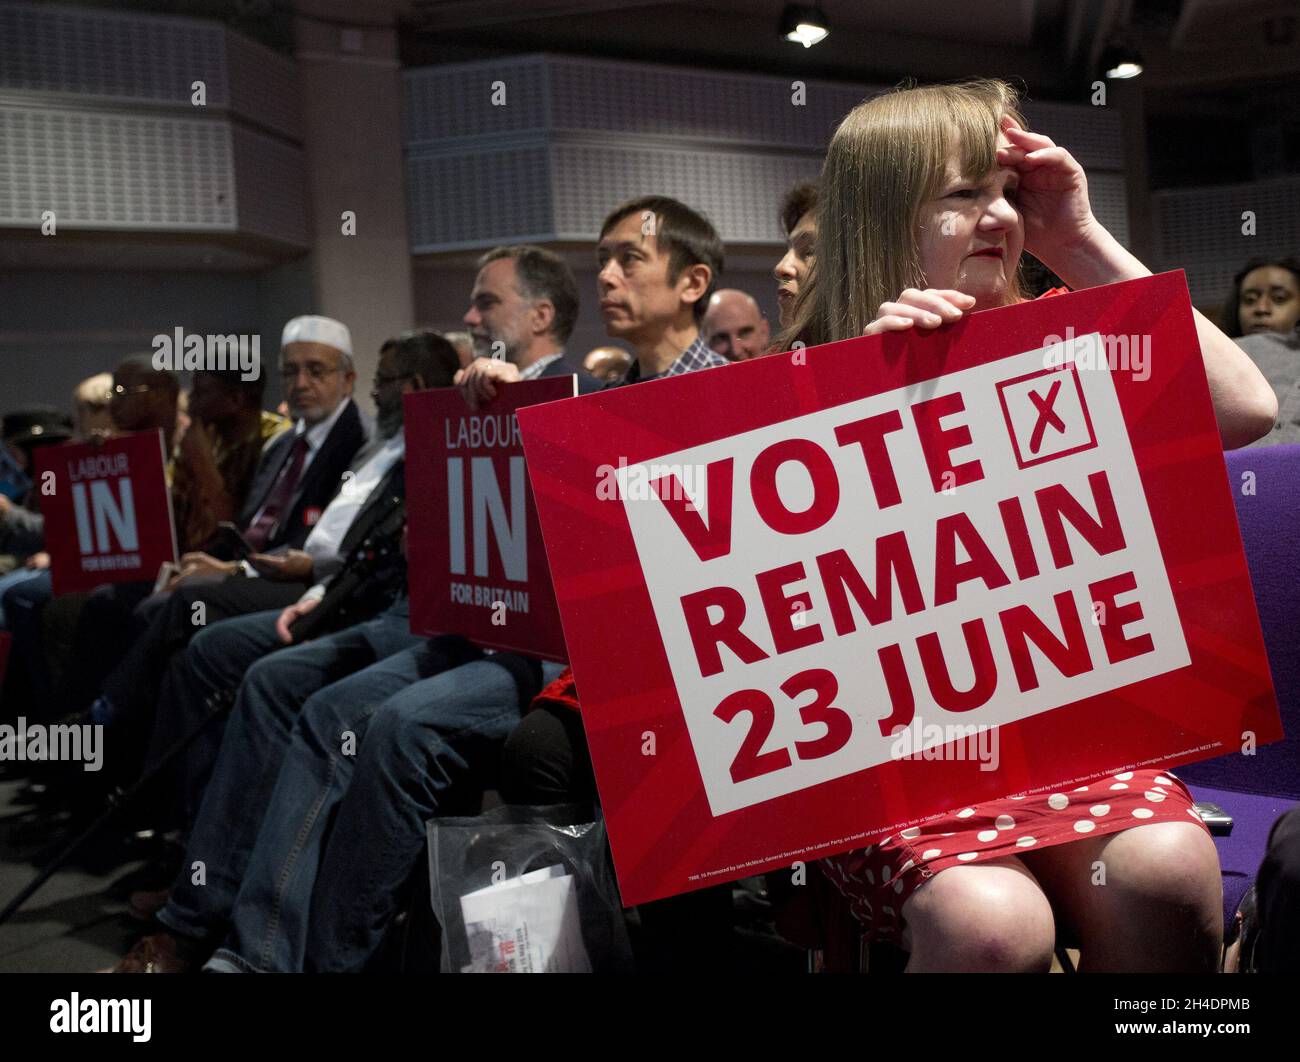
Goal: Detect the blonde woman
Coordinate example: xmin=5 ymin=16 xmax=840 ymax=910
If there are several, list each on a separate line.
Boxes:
xmin=788 ymin=80 xmax=1276 ymax=972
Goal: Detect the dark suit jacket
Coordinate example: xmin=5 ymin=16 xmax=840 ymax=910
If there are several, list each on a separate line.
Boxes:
xmin=236 ymin=398 xmax=366 ymax=551
xmin=289 ymin=458 xmax=407 ymax=639
xmin=539 ymin=356 xmax=603 ymax=395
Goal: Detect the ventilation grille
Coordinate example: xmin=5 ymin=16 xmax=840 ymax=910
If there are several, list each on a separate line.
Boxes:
xmin=404 ymin=57 xmax=549 ymax=145
xmin=546 ymin=57 xmax=875 ymax=150
xmin=230 ymin=125 xmax=308 ymax=246
xmin=552 ymin=139 xmax=820 ymax=243
xmin=403 ymin=55 xmax=1130 ymax=255
xmin=1155 ymin=177 xmax=1300 ymax=304
xmin=407 ymin=144 xmax=554 ymax=251
xmin=1021 ymin=101 xmax=1125 ymax=171
xmin=0 ymin=2 xmax=229 ymax=106
xmin=224 ymin=31 xmax=301 ymax=140
xmin=1086 ymin=172 xmax=1130 ymax=249
xmin=0 ymin=104 xmax=235 ymax=230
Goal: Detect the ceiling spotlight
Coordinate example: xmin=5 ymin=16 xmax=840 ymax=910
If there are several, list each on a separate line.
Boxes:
xmin=1100 ymin=43 xmax=1143 ymax=79
xmin=779 ymin=4 xmax=829 ymax=48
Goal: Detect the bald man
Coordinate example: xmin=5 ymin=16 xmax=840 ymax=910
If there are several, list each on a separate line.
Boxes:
xmin=582 ymin=346 xmax=633 ymax=382
xmin=702 ymin=289 xmax=770 ymax=361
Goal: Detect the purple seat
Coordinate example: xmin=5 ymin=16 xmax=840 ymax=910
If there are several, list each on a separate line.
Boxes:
xmin=1178 ymin=444 xmax=1300 ymax=926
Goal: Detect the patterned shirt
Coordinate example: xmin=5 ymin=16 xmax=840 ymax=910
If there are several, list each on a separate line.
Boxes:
xmin=619 ymin=336 xmax=729 ymax=387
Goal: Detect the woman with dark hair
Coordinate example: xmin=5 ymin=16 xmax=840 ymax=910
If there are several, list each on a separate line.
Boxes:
xmin=1220 ymin=258 xmax=1300 ymax=338
xmin=1229 ymin=259 xmax=1300 ymax=445
xmin=786 ymin=78 xmax=1276 ymax=972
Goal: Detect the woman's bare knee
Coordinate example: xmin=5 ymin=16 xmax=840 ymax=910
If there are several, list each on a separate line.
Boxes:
xmin=903 ymin=859 xmax=1055 ymax=972
xmin=1085 ymin=823 xmax=1223 ymax=971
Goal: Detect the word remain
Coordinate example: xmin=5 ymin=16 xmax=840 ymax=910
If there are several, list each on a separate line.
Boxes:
xmin=681 ymin=468 xmax=1125 ymax=677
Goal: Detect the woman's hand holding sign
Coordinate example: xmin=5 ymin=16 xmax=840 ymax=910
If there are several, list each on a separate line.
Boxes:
xmin=864 ymin=289 xmax=976 ymax=336
xmin=455 ymin=357 xmax=520 ymax=411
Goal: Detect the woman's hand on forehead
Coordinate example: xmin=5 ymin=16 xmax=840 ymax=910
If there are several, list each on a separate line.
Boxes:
xmin=994 ymin=115 xmax=1096 ymax=265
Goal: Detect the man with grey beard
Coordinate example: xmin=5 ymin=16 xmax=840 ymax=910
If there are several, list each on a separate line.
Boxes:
xmin=455 ymin=244 xmax=601 ymax=403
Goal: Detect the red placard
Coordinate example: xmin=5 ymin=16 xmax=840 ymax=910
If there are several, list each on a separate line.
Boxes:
xmin=517 ymin=272 xmax=1282 ymax=907
xmin=405 ymin=377 xmax=577 ymax=661
xmin=35 ymin=430 xmax=177 ymax=597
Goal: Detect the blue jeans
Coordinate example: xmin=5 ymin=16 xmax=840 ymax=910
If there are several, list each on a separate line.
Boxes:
xmin=1 ymin=571 xmax=52 ymax=703
xmin=0 ymin=566 xmax=44 ymax=627
xmin=156 ymin=600 xmax=425 ymax=948
xmin=150 ymin=598 xmax=417 ymax=825
xmin=207 ymin=654 xmax=562 ymax=972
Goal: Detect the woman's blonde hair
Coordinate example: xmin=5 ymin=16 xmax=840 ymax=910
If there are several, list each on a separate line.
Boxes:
xmin=782 ymin=79 xmax=1026 ymax=349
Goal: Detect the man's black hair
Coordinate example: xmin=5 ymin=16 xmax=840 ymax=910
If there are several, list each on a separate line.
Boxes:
xmin=599 ymin=196 xmax=724 ymax=323
xmin=780 ymin=180 xmax=818 ymax=236
xmin=387 ymin=330 xmax=461 ymax=389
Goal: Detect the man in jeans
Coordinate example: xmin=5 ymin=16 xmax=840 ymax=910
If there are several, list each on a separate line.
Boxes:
xmin=112 ymin=249 xmax=591 ymax=972
xmin=106 ymin=331 xmax=457 ymax=970
xmin=304 ymin=196 xmax=729 ymax=972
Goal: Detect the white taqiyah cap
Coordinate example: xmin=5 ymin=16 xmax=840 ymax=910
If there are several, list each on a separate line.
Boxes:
xmin=281 ymin=315 xmax=352 ymax=357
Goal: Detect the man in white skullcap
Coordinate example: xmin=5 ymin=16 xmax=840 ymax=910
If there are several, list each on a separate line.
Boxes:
xmin=74 ymin=313 xmax=369 ymax=789
xmin=278 ymin=315 xmax=357 ymax=435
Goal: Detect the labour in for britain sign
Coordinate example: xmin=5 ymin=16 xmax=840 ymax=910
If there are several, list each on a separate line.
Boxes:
xmin=405 ymin=377 xmax=576 ymax=661
xmin=35 ymin=430 xmax=177 ymax=596
xmin=517 ymin=272 xmax=1281 ymax=906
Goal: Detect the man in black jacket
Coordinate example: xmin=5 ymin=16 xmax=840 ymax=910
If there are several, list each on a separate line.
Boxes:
xmin=127 ymin=331 xmax=462 ymax=826
xmin=109 ymin=249 xmax=594 ymax=972
xmin=71 ymin=319 xmax=366 ymax=739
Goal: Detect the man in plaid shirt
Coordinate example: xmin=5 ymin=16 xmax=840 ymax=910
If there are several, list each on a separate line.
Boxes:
xmin=459 ymin=194 xmax=728 ymax=407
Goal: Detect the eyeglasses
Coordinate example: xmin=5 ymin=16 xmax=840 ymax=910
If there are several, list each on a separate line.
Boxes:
xmin=111 ymin=383 xmax=153 ymax=398
xmin=280 ymin=364 xmax=343 ymax=383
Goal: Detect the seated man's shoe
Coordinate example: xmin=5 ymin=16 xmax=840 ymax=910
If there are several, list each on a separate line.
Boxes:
xmin=104 ymin=932 xmax=191 ymax=973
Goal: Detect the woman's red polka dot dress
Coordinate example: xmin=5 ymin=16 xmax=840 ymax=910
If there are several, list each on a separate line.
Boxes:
xmin=819 ymin=769 xmax=1208 ymax=943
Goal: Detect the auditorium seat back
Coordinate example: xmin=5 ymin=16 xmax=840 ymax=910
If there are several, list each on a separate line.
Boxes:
xmin=1177 ymin=444 xmax=1300 ymax=798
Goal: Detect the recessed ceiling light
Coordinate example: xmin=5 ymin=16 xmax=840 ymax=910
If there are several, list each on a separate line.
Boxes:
xmin=1100 ymin=43 xmax=1143 ymax=79
xmin=779 ymin=4 xmax=830 ymax=48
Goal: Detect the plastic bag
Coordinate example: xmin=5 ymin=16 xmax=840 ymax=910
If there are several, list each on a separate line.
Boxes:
xmin=428 ymin=803 xmax=633 ymax=973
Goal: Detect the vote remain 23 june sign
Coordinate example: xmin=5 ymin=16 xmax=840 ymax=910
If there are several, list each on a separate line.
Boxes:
xmin=517 ymin=272 xmax=1282 ymax=907
xmin=36 ymin=430 xmax=177 ymax=596
xmin=404 ymin=377 xmax=576 ymax=661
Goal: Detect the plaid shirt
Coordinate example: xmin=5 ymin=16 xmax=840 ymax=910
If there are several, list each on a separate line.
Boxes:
xmin=618 ymin=336 xmax=728 ymax=387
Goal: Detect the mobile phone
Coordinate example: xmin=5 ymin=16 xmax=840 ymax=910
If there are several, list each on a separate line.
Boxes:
xmin=1192 ymin=801 xmax=1233 ymax=836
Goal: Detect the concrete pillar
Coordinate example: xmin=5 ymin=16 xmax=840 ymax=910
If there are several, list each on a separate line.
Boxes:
xmin=291 ymin=0 xmax=414 ymax=413
xmin=1113 ymin=77 xmax=1155 ymax=266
